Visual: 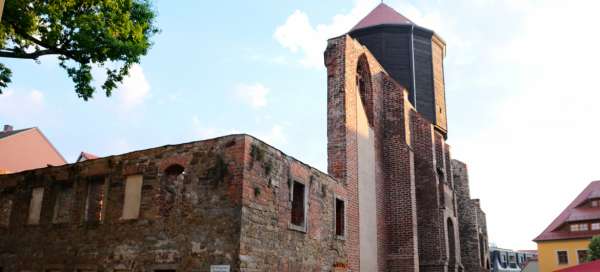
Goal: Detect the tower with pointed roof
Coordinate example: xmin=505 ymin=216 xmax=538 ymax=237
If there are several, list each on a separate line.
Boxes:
xmin=349 ymin=3 xmax=448 ymax=136
xmin=325 ymin=3 xmax=489 ymax=272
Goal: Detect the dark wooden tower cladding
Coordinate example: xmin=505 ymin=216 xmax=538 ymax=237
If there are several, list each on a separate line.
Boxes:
xmin=349 ymin=3 xmax=448 ymax=135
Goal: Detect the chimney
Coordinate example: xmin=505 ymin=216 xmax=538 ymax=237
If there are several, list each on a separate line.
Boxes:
xmin=3 ymin=125 xmax=13 ymax=132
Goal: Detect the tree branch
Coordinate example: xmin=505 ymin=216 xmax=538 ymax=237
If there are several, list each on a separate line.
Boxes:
xmin=0 ymin=49 xmax=56 ymax=59
xmin=9 ymin=23 xmax=84 ymax=63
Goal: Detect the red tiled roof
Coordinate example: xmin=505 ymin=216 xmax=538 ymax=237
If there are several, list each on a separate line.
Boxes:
xmin=0 ymin=127 xmax=67 ymax=173
xmin=555 ymin=260 xmax=600 ymax=272
xmin=0 ymin=127 xmax=31 ymax=140
xmin=351 ymin=3 xmax=414 ymax=31
xmin=535 ymin=181 xmax=600 ymax=242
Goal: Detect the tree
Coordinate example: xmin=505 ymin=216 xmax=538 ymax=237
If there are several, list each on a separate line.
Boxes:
xmin=588 ymin=235 xmax=600 ymax=261
xmin=0 ymin=0 xmax=158 ymax=100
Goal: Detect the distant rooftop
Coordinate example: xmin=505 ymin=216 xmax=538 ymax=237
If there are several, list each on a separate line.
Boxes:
xmin=351 ymin=3 xmax=414 ymax=31
xmin=535 ymin=180 xmax=600 ymax=242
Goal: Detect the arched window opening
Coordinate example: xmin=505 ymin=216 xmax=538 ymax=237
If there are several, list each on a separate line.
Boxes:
xmin=447 ymin=218 xmax=456 ymax=266
xmin=356 ymin=54 xmax=374 ymax=126
xmin=164 ymin=164 xmax=185 ymax=177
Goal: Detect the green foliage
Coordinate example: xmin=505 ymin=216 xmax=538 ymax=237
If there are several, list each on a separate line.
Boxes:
xmin=0 ymin=0 xmax=159 ymax=100
xmin=250 ymin=144 xmax=265 ymax=163
xmin=588 ymin=236 xmax=600 ymax=261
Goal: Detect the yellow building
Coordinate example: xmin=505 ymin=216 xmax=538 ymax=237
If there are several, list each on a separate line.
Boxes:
xmin=534 ymin=181 xmax=600 ymax=272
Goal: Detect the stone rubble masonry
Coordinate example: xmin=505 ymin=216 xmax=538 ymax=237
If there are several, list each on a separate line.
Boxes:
xmin=0 ymin=134 xmax=347 ymax=272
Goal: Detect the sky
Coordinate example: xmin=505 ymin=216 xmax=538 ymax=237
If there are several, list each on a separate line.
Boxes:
xmin=2 ymin=0 xmax=600 ymax=250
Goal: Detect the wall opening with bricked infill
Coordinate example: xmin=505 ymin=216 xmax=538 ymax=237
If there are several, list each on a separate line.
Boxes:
xmin=356 ymin=64 xmax=379 ymax=272
xmin=52 ymin=182 xmax=73 ymax=224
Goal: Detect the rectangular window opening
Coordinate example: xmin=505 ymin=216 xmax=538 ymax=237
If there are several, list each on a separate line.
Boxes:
xmin=27 ymin=187 xmax=44 ymax=225
xmin=52 ymin=183 xmax=74 ymax=224
xmin=592 ymin=223 xmax=600 ymax=230
xmin=335 ymin=198 xmax=345 ymax=237
xmin=291 ymin=181 xmax=306 ymax=228
xmin=558 ymin=251 xmax=569 ymax=265
xmin=578 ymin=250 xmax=588 ymax=264
xmin=85 ymin=177 xmax=105 ymax=222
xmin=122 ymin=175 xmax=143 ymax=220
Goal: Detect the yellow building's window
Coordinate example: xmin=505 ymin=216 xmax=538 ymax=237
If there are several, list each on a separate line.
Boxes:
xmin=557 ymin=251 xmax=569 ymax=265
xmin=578 ymin=250 xmax=589 ymax=264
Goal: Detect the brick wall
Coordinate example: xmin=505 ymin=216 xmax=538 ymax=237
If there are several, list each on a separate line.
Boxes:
xmin=453 ymin=159 xmax=490 ymax=272
xmin=0 ymin=135 xmax=349 ymax=272
xmin=238 ymin=137 xmax=347 ymax=272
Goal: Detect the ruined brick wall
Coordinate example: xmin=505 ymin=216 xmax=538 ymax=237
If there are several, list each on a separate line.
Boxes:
xmin=326 ymin=34 xmax=468 ymax=272
xmin=238 ymin=137 xmax=347 ymax=272
xmin=0 ymin=136 xmax=247 ymax=271
xmin=326 ymin=35 xmax=422 ymax=272
xmin=0 ymin=134 xmax=349 ymax=272
xmin=325 ymin=35 xmax=387 ymax=272
xmin=453 ymin=159 xmax=490 ymax=272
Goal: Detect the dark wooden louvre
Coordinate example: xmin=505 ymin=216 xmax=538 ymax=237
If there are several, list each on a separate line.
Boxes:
xmin=291 ymin=182 xmax=305 ymax=226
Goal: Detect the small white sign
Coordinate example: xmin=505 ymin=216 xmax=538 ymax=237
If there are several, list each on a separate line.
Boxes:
xmin=210 ymin=265 xmax=230 ymax=272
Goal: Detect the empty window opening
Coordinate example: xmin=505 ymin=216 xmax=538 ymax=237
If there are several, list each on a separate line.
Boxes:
xmin=52 ymin=183 xmax=74 ymax=224
xmin=447 ymin=218 xmax=456 ymax=265
xmin=161 ymin=164 xmax=184 ymax=217
xmin=557 ymin=251 xmax=569 ymax=265
xmin=356 ymin=54 xmax=373 ymax=125
xmin=154 ymin=270 xmax=176 ymax=272
xmin=335 ymin=198 xmax=345 ymax=237
xmin=165 ymin=164 xmax=184 ymax=177
xmin=479 ymin=234 xmax=486 ymax=267
xmin=27 ymin=187 xmax=44 ymax=225
xmin=578 ymin=250 xmax=588 ymax=264
xmin=291 ymin=181 xmax=306 ymax=227
xmin=85 ymin=177 xmax=105 ymax=222
xmin=122 ymin=175 xmax=143 ymax=220
xmin=0 ymin=196 xmax=13 ymax=227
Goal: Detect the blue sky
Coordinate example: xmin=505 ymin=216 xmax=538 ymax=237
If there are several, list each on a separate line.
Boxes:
xmin=2 ymin=0 xmax=600 ymax=250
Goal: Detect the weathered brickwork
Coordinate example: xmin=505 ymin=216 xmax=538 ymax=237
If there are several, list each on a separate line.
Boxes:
xmin=0 ymin=135 xmax=348 ymax=271
xmin=0 ymin=5 xmax=489 ymax=272
xmin=325 ymin=31 xmax=488 ymax=271
xmin=238 ymin=137 xmax=347 ymax=271
xmin=453 ymin=160 xmax=491 ymax=272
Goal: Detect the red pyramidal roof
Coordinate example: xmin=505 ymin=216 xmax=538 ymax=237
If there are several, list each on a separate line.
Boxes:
xmin=351 ymin=3 xmax=414 ymax=31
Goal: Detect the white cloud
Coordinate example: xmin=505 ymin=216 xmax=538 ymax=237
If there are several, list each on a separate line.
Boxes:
xmin=115 ymin=64 xmax=151 ymax=110
xmin=0 ymin=89 xmax=46 ymax=123
xmin=274 ymin=0 xmax=379 ymax=68
xmin=234 ymin=83 xmax=270 ymax=109
xmin=449 ymin=0 xmax=600 ymax=250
